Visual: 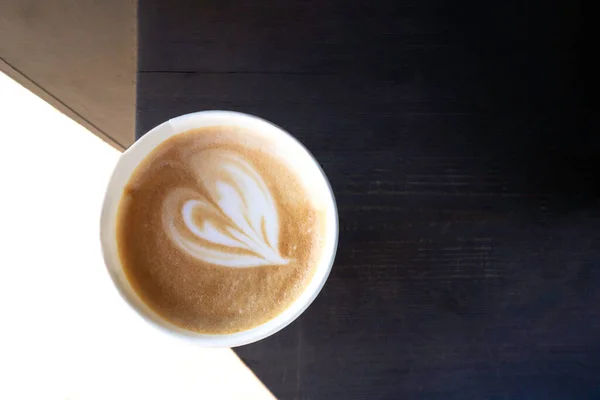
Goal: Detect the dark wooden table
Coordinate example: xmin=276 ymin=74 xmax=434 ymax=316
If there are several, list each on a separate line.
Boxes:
xmin=137 ymin=1 xmax=597 ymax=398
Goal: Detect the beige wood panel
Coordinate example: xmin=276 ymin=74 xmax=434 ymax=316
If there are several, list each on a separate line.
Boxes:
xmin=0 ymin=0 xmax=137 ymax=150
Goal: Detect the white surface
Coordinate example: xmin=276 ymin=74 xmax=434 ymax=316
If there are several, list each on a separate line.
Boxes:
xmin=0 ymin=72 xmax=274 ymax=400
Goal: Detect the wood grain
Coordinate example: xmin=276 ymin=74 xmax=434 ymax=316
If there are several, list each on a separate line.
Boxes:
xmin=138 ymin=0 xmax=597 ymax=398
xmin=0 ymin=0 xmax=136 ymax=149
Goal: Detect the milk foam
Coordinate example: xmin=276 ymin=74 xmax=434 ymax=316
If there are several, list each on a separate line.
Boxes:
xmin=162 ymin=149 xmax=289 ymax=268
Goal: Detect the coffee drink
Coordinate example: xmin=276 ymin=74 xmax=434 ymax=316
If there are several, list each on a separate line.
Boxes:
xmin=116 ymin=126 xmax=327 ymax=334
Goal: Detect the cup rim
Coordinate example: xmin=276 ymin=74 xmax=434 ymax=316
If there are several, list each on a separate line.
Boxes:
xmin=100 ymin=110 xmax=338 ymax=347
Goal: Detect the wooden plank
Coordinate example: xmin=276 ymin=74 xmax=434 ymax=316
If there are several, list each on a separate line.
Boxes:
xmin=0 ymin=0 xmax=137 ymax=150
xmin=139 ymin=0 xmax=466 ymax=74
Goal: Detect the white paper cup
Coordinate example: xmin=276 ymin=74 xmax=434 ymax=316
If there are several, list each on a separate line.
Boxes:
xmin=100 ymin=111 xmax=338 ymax=347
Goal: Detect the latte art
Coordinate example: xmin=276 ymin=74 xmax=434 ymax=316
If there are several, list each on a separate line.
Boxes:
xmin=116 ymin=125 xmax=327 ymax=334
xmin=162 ymin=149 xmax=288 ymax=268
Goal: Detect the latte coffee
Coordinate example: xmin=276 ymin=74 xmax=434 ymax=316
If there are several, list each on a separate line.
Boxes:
xmin=115 ymin=125 xmax=328 ymax=335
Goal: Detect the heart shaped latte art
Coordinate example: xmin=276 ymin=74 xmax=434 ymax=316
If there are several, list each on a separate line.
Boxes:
xmin=162 ymin=149 xmax=289 ymax=268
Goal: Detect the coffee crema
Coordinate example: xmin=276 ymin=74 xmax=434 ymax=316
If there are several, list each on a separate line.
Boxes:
xmin=116 ymin=126 xmax=326 ymax=334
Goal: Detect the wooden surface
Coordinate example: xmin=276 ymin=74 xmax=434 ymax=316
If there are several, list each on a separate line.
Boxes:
xmin=137 ymin=1 xmax=597 ymax=398
xmin=0 ymin=0 xmax=136 ymax=149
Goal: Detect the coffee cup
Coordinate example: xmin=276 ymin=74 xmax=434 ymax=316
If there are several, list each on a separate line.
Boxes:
xmin=100 ymin=111 xmax=338 ymax=347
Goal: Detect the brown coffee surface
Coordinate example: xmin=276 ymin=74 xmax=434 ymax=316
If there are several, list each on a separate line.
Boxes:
xmin=117 ymin=126 xmax=326 ymax=334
